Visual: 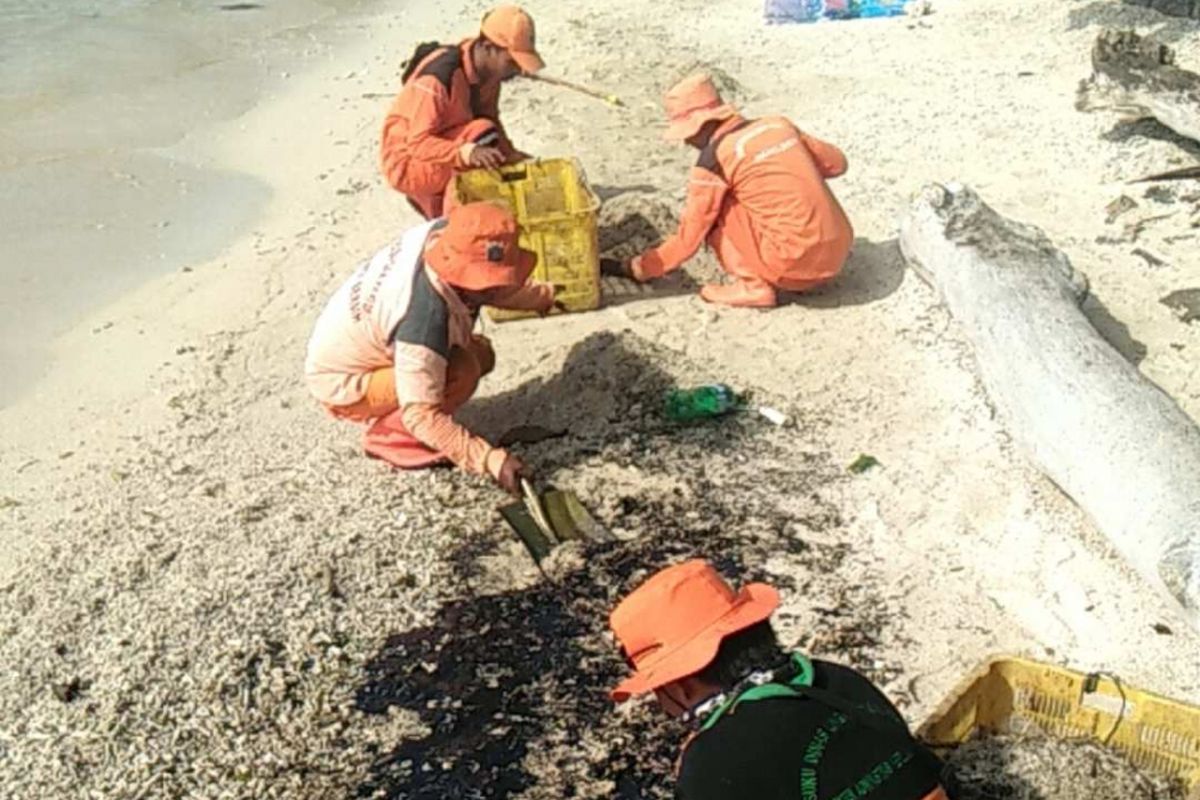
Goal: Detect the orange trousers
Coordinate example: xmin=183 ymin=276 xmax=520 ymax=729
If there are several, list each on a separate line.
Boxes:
xmin=326 ymin=335 xmax=495 ymax=423
xmin=398 ymin=119 xmax=499 ymax=219
xmin=325 ymin=336 xmax=496 ymax=469
xmin=706 ymin=199 xmax=836 ymax=293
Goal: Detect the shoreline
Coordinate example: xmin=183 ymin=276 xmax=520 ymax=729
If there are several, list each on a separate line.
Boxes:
xmin=0 ymin=0 xmax=380 ymax=407
xmin=0 ymin=0 xmax=426 ymax=569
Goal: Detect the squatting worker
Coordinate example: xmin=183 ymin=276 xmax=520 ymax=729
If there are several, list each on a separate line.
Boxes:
xmin=304 ymin=202 xmax=555 ymax=495
xmin=610 ymin=560 xmax=951 ymax=800
xmin=625 ymin=74 xmax=854 ymax=309
xmin=381 ymin=5 xmax=544 ymax=219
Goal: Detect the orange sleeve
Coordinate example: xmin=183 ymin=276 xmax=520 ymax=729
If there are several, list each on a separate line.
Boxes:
xmin=383 ymin=78 xmax=467 ymax=171
xmin=487 ymin=282 xmax=553 ymax=312
xmin=400 ymin=403 xmax=497 ymax=475
xmin=639 ymin=166 xmax=729 ymax=278
xmin=800 ymin=132 xmax=848 ymax=179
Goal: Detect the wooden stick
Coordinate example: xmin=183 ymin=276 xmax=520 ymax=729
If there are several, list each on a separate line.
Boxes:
xmin=1129 ymin=165 xmax=1200 ymax=183
xmin=524 ymin=73 xmax=624 ymax=107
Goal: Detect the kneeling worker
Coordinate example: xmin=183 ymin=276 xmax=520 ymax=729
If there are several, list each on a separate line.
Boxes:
xmin=381 ymin=5 xmax=545 ymax=219
xmin=626 ymin=74 xmax=854 ymax=308
xmin=304 ymin=203 xmax=554 ymax=494
xmin=610 ymin=560 xmax=950 ymax=800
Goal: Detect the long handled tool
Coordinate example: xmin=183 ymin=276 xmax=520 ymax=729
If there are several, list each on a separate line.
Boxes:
xmin=524 ymin=73 xmax=624 ymax=108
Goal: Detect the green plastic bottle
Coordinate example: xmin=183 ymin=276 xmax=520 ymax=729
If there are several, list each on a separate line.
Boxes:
xmin=664 ymin=384 xmax=741 ymax=422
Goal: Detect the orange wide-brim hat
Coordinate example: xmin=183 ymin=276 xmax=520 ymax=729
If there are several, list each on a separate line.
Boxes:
xmin=663 ymin=73 xmax=737 ymax=142
xmin=609 ymin=560 xmax=780 ymax=702
xmin=425 ymin=202 xmax=536 ymax=292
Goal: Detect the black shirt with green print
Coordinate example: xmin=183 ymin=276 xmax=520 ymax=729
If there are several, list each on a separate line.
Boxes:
xmin=675 ymin=660 xmax=944 ymax=800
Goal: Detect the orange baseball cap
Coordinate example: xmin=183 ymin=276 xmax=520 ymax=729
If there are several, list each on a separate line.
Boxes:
xmin=663 ymin=73 xmax=737 ymax=142
xmin=425 ymin=202 xmax=535 ymax=291
xmin=609 ymin=560 xmax=780 ymax=703
xmin=480 ymin=5 xmax=545 ymax=74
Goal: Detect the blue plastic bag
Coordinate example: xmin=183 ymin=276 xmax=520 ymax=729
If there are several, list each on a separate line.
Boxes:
xmin=765 ymin=0 xmax=908 ymax=23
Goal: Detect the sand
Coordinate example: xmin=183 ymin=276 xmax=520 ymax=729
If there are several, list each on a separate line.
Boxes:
xmin=1 ymin=0 xmax=1199 ymax=796
xmin=945 ymin=729 xmax=1188 ymax=800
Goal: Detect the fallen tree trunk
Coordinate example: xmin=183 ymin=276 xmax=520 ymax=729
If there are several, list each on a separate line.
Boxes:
xmin=1077 ymin=29 xmax=1200 ymax=143
xmin=899 ymin=183 xmax=1200 ymax=628
xmin=1123 ymin=0 xmax=1200 ymax=19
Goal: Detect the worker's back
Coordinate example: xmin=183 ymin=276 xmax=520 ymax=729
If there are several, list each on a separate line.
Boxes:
xmin=381 ymin=46 xmax=467 ymax=184
xmin=712 ymin=116 xmax=853 ymax=283
xmin=304 ymin=221 xmax=439 ymax=406
xmin=675 ymin=660 xmax=945 ymax=800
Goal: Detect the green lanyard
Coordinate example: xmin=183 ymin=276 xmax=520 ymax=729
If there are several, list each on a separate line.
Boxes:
xmin=698 ymin=652 xmax=816 ymax=733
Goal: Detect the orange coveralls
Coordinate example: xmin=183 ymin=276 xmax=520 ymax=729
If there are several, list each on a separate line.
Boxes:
xmin=640 ymin=115 xmax=854 ymax=291
xmin=380 ymin=40 xmax=522 ymax=219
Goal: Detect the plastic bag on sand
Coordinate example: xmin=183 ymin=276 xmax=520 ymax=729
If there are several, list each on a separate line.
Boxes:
xmin=765 ymin=0 xmax=908 ymax=23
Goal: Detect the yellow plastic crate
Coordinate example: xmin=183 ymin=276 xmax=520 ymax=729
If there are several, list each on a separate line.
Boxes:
xmin=918 ymin=656 xmax=1200 ymax=791
xmin=452 ymin=158 xmax=600 ymax=322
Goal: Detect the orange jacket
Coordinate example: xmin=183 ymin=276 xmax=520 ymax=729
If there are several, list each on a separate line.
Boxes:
xmin=641 ymin=115 xmax=853 ymax=285
xmin=380 ymin=40 xmax=520 ymax=191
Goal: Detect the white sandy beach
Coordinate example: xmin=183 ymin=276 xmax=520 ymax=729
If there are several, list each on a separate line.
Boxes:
xmin=1 ymin=0 xmax=1198 ymax=796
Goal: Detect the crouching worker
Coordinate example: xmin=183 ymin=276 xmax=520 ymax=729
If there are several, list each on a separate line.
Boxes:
xmin=609 ymin=560 xmax=951 ymax=800
xmin=381 ymin=5 xmax=544 ymax=219
xmin=304 ymin=203 xmax=554 ymax=495
xmin=625 ymin=74 xmax=854 ymax=308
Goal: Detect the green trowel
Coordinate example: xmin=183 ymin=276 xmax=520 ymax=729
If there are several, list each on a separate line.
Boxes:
xmin=499 ymin=478 xmax=613 ymax=565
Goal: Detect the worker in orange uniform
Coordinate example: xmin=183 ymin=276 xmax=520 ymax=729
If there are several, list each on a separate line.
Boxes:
xmin=381 ymin=6 xmax=545 ymax=220
xmin=625 ymin=74 xmax=854 ymax=309
xmin=610 ymin=560 xmax=953 ymax=800
xmin=304 ymin=203 xmax=555 ymax=494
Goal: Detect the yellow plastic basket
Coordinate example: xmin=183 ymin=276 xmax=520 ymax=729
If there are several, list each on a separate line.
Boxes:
xmin=918 ymin=656 xmax=1200 ymax=791
xmin=452 ymin=158 xmax=601 ymax=322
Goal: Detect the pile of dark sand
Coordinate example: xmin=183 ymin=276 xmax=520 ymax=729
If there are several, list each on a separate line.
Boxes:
xmin=355 ymin=331 xmax=901 ymax=799
xmin=598 ymin=192 xmax=680 ymax=263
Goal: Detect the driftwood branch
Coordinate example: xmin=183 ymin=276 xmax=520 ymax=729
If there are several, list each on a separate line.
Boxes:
xmin=1130 ymin=164 xmax=1200 ymax=182
xmin=899 ymin=183 xmax=1200 ymax=628
xmin=1123 ymin=0 xmax=1200 ymax=19
xmin=1077 ymin=29 xmax=1200 ymax=143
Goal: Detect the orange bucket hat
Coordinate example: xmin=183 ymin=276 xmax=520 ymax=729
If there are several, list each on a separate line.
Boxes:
xmin=663 ymin=73 xmax=737 ymax=142
xmin=480 ymin=5 xmax=545 ymax=74
xmin=425 ymin=202 xmax=536 ymax=292
xmin=609 ymin=560 xmax=780 ymax=702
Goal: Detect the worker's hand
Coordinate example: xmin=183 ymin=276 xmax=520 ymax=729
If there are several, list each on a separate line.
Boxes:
xmin=494 ymin=453 xmax=528 ymax=495
xmin=535 ymin=283 xmax=568 ymax=316
xmin=626 ymin=255 xmax=651 ymax=283
xmin=468 ymin=145 xmax=507 ymax=170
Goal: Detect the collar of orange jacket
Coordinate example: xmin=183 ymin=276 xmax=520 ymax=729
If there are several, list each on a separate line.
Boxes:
xmin=711 ymin=114 xmax=748 ymax=144
xmin=460 ymin=38 xmax=481 ymax=86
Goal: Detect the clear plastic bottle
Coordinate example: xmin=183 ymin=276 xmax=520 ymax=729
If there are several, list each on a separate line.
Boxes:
xmin=664 ymin=384 xmax=741 ymax=422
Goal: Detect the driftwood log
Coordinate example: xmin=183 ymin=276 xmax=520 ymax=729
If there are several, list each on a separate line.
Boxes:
xmin=1124 ymin=0 xmax=1200 ymax=19
xmin=1077 ymin=29 xmax=1200 ymax=144
xmin=898 ymin=183 xmax=1200 ymax=628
